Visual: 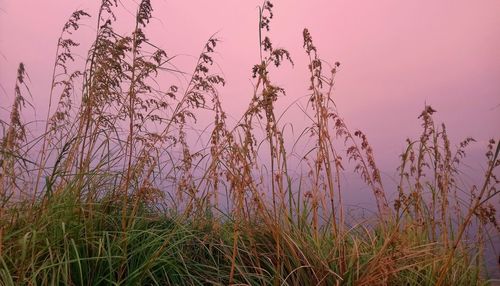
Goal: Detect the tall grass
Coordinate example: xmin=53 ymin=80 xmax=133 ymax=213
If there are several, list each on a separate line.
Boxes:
xmin=1 ymin=1 xmax=498 ymax=285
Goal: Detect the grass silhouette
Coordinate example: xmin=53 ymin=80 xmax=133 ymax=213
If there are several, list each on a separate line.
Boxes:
xmin=0 ymin=1 xmax=498 ymax=285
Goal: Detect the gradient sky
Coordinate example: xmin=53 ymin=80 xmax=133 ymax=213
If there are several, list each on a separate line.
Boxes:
xmin=1 ymin=0 xmax=499 ymax=175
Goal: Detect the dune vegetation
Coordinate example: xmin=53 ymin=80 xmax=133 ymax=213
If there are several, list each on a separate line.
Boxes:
xmin=0 ymin=1 xmax=499 ymax=285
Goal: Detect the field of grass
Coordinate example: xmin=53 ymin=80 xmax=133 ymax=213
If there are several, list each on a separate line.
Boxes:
xmin=1 ymin=1 xmax=499 ymax=285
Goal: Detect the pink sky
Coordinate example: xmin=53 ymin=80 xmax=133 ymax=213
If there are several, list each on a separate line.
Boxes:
xmin=1 ymin=0 xmax=499 ymax=173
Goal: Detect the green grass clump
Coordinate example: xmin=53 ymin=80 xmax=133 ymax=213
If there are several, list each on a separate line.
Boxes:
xmin=1 ymin=190 xmax=494 ymax=285
xmin=1 ymin=1 xmax=498 ymax=285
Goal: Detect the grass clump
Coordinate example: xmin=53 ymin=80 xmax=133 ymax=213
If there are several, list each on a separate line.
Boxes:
xmin=1 ymin=1 xmax=498 ymax=285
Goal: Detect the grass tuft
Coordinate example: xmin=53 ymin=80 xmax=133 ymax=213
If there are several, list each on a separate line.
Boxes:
xmin=0 ymin=1 xmax=498 ymax=285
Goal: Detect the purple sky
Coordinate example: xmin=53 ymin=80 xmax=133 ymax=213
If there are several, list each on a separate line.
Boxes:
xmin=1 ymin=0 xmax=499 ymax=174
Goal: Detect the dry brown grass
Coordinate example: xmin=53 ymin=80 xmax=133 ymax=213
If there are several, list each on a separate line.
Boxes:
xmin=0 ymin=1 xmax=498 ymax=285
